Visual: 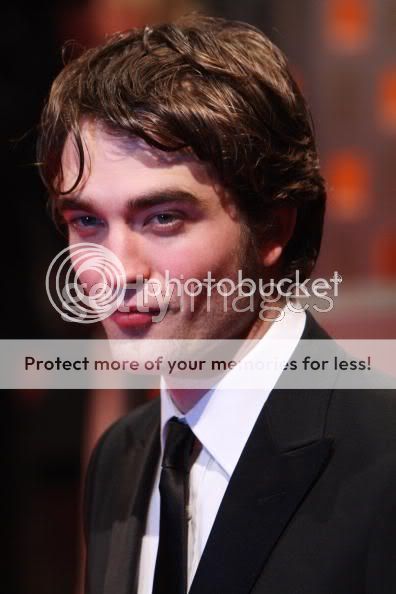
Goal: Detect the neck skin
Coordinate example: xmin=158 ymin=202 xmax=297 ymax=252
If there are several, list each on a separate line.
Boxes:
xmin=168 ymin=305 xmax=284 ymax=414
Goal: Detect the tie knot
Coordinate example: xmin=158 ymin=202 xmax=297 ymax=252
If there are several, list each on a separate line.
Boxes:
xmin=162 ymin=417 xmax=195 ymax=472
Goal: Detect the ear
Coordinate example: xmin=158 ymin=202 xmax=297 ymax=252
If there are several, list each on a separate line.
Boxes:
xmin=261 ymin=206 xmax=297 ymax=267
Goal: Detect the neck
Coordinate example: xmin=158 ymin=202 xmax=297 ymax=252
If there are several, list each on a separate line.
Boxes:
xmin=167 ymin=309 xmax=282 ymax=413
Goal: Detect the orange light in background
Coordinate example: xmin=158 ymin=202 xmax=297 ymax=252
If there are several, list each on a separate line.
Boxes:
xmin=371 ymin=229 xmax=396 ymax=279
xmin=89 ymin=0 xmax=162 ymax=41
xmin=325 ymin=151 xmax=371 ymax=220
xmin=378 ymin=67 xmax=396 ymax=131
xmin=60 ymin=0 xmax=196 ymax=48
xmin=325 ymin=0 xmax=371 ymax=52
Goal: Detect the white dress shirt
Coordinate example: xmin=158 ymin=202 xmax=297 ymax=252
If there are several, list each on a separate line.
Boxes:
xmin=137 ymin=307 xmax=306 ymax=593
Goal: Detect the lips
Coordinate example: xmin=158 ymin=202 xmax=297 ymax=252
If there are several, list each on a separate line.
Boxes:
xmin=110 ymin=306 xmax=161 ymax=328
xmin=119 ymin=306 xmax=160 ymax=314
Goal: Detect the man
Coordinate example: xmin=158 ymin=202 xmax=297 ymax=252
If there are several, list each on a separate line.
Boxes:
xmin=38 ymin=15 xmax=396 ymax=594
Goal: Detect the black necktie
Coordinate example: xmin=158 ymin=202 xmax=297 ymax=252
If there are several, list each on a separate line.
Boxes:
xmin=152 ymin=417 xmax=196 ymax=594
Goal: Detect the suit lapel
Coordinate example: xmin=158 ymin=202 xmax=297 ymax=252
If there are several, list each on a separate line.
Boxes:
xmin=189 ymin=396 xmax=333 ymax=594
xmin=190 ymin=314 xmax=335 ymax=594
xmin=104 ymin=404 xmax=160 ymax=594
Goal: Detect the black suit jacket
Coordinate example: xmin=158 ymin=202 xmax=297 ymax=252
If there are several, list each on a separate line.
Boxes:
xmin=84 ymin=313 xmax=396 ymax=594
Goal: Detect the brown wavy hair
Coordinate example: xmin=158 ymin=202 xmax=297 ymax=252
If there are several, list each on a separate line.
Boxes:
xmin=37 ymin=14 xmax=326 ymax=280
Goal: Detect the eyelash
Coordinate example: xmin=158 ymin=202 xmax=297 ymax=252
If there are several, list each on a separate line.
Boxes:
xmin=150 ymin=213 xmax=182 ymax=228
xmin=67 ymin=212 xmax=184 ymax=232
xmin=69 ymin=215 xmax=102 ymax=229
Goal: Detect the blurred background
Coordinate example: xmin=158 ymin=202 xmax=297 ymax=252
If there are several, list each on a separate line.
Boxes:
xmin=2 ymin=0 xmax=396 ymax=592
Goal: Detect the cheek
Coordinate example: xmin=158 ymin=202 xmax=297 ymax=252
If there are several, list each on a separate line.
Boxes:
xmin=153 ymin=249 xmax=235 ymax=283
xmin=152 ymin=224 xmax=243 ymax=281
xmin=155 ymin=250 xmax=213 ymax=279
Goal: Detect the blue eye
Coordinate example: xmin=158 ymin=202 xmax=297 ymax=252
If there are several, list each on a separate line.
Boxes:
xmin=154 ymin=213 xmax=178 ymax=224
xmin=72 ymin=215 xmax=103 ymax=228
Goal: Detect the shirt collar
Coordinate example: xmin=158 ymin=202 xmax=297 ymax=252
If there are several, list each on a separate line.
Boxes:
xmin=160 ymin=307 xmax=306 ymax=478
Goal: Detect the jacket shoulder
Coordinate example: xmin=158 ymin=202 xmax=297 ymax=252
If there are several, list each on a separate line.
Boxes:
xmin=326 ymin=386 xmax=396 ymax=458
xmin=83 ymin=398 xmax=160 ymax=531
xmin=89 ymin=396 xmax=160 ymax=468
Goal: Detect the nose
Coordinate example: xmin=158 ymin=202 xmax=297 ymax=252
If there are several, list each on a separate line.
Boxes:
xmin=103 ymin=225 xmax=151 ymax=286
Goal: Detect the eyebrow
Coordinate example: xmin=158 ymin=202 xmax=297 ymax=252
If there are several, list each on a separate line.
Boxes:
xmin=55 ymin=189 xmax=205 ymax=215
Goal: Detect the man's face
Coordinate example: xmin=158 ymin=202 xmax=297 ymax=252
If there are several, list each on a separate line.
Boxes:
xmin=59 ymin=120 xmax=265 ymax=341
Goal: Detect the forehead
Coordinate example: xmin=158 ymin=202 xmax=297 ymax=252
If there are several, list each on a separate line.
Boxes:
xmin=60 ymin=119 xmax=223 ymax=199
